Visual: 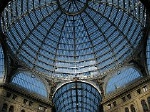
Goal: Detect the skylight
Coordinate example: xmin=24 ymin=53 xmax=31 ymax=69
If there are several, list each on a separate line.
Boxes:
xmin=106 ymin=67 xmax=142 ymax=94
xmin=53 ymin=81 xmax=101 ymax=112
xmin=0 ymin=0 xmax=146 ymax=80
xmin=11 ymin=72 xmax=48 ymax=97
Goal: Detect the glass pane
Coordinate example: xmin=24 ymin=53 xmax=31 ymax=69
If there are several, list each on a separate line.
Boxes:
xmin=0 ymin=45 xmax=5 ymax=79
xmin=11 ymin=72 xmax=48 ymax=97
xmin=53 ymin=81 xmax=101 ymax=112
xmin=106 ymin=68 xmax=142 ymax=94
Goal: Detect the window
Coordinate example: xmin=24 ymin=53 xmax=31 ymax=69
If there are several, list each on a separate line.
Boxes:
xmin=125 ymin=107 xmax=129 ymax=112
xmin=130 ymin=104 xmax=136 ymax=112
xmin=106 ymin=68 xmax=142 ymax=94
xmin=2 ymin=103 xmax=8 ymax=112
xmin=141 ymin=100 xmax=149 ymax=112
xmin=29 ymin=101 xmax=33 ymax=106
xmin=147 ymin=97 xmax=150 ymax=109
xmin=143 ymin=86 xmax=148 ymax=92
xmin=107 ymin=104 xmax=112 ymax=109
xmin=113 ymin=101 xmax=117 ymax=107
xmin=6 ymin=92 xmax=11 ymax=98
xmin=137 ymin=89 xmax=141 ymax=94
xmin=11 ymin=72 xmax=48 ymax=97
xmin=39 ymin=105 xmax=46 ymax=112
xmin=12 ymin=94 xmax=17 ymax=100
xmin=122 ymin=97 xmax=126 ymax=102
xmin=9 ymin=106 xmax=14 ymax=112
xmin=23 ymin=99 xmax=28 ymax=104
xmin=127 ymin=94 xmax=131 ymax=99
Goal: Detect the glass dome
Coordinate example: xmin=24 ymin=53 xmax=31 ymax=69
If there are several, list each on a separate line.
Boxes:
xmin=0 ymin=0 xmax=146 ymax=80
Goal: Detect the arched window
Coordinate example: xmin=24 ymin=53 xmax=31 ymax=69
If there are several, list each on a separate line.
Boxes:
xmin=147 ymin=97 xmax=150 ymax=109
xmin=141 ymin=100 xmax=149 ymax=112
xmin=130 ymin=104 xmax=136 ymax=112
xmin=125 ymin=107 xmax=129 ymax=112
xmin=21 ymin=109 xmax=25 ymax=112
xmin=9 ymin=105 xmax=14 ymax=112
xmin=106 ymin=68 xmax=142 ymax=93
xmin=0 ymin=45 xmax=5 ymax=79
xmin=2 ymin=103 xmax=8 ymax=112
xmin=11 ymin=72 xmax=48 ymax=97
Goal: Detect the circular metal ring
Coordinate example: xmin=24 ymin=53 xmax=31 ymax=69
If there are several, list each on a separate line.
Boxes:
xmin=57 ymin=0 xmax=88 ymax=16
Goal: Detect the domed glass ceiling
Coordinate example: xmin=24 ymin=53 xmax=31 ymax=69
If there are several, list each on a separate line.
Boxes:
xmin=0 ymin=0 xmax=146 ymax=80
xmin=53 ymin=81 xmax=101 ymax=112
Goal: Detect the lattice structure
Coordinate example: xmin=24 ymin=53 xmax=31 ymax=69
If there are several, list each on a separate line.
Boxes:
xmin=106 ymin=67 xmax=142 ymax=94
xmin=0 ymin=0 xmax=146 ymax=80
xmin=12 ymin=72 xmax=48 ymax=97
xmin=53 ymin=81 xmax=101 ymax=112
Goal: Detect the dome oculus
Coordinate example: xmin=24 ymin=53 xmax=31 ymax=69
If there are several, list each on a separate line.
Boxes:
xmin=57 ymin=0 xmax=88 ymax=16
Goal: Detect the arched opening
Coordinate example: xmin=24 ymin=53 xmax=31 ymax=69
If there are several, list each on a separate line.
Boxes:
xmin=9 ymin=105 xmax=14 ymax=112
xmin=147 ymin=97 xmax=150 ymax=109
xmin=141 ymin=100 xmax=149 ymax=112
xmin=130 ymin=104 xmax=136 ymax=112
xmin=53 ymin=81 xmax=102 ymax=112
xmin=2 ymin=103 xmax=8 ymax=112
xmin=11 ymin=72 xmax=48 ymax=97
xmin=125 ymin=107 xmax=129 ymax=112
xmin=106 ymin=67 xmax=142 ymax=94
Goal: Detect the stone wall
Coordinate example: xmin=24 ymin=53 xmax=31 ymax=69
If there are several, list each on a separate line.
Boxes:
xmin=102 ymin=77 xmax=150 ymax=112
xmin=0 ymin=85 xmax=52 ymax=112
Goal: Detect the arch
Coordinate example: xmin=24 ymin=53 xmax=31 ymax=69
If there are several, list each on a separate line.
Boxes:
xmin=53 ymin=81 xmax=102 ymax=112
xmin=54 ymin=80 xmax=101 ymax=95
xmin=9 ymin=105 xmax=14 ymax=112
xmin=125 ymin=107 xmax=129 ymax=112
xmin=2 ymin=103 xmax=8 ymax=112
xmin=130 ymin=104 xmax=136 ymax=112
xmin=11 ymin=72 xmax=48 ymax=97
xmin=106 ymin=67 xmax=142 ymax=94
xmin=0 ymin=44 xmax=5 ymax=79
xmin=141 ymin=100 xmax=149 ymax=112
